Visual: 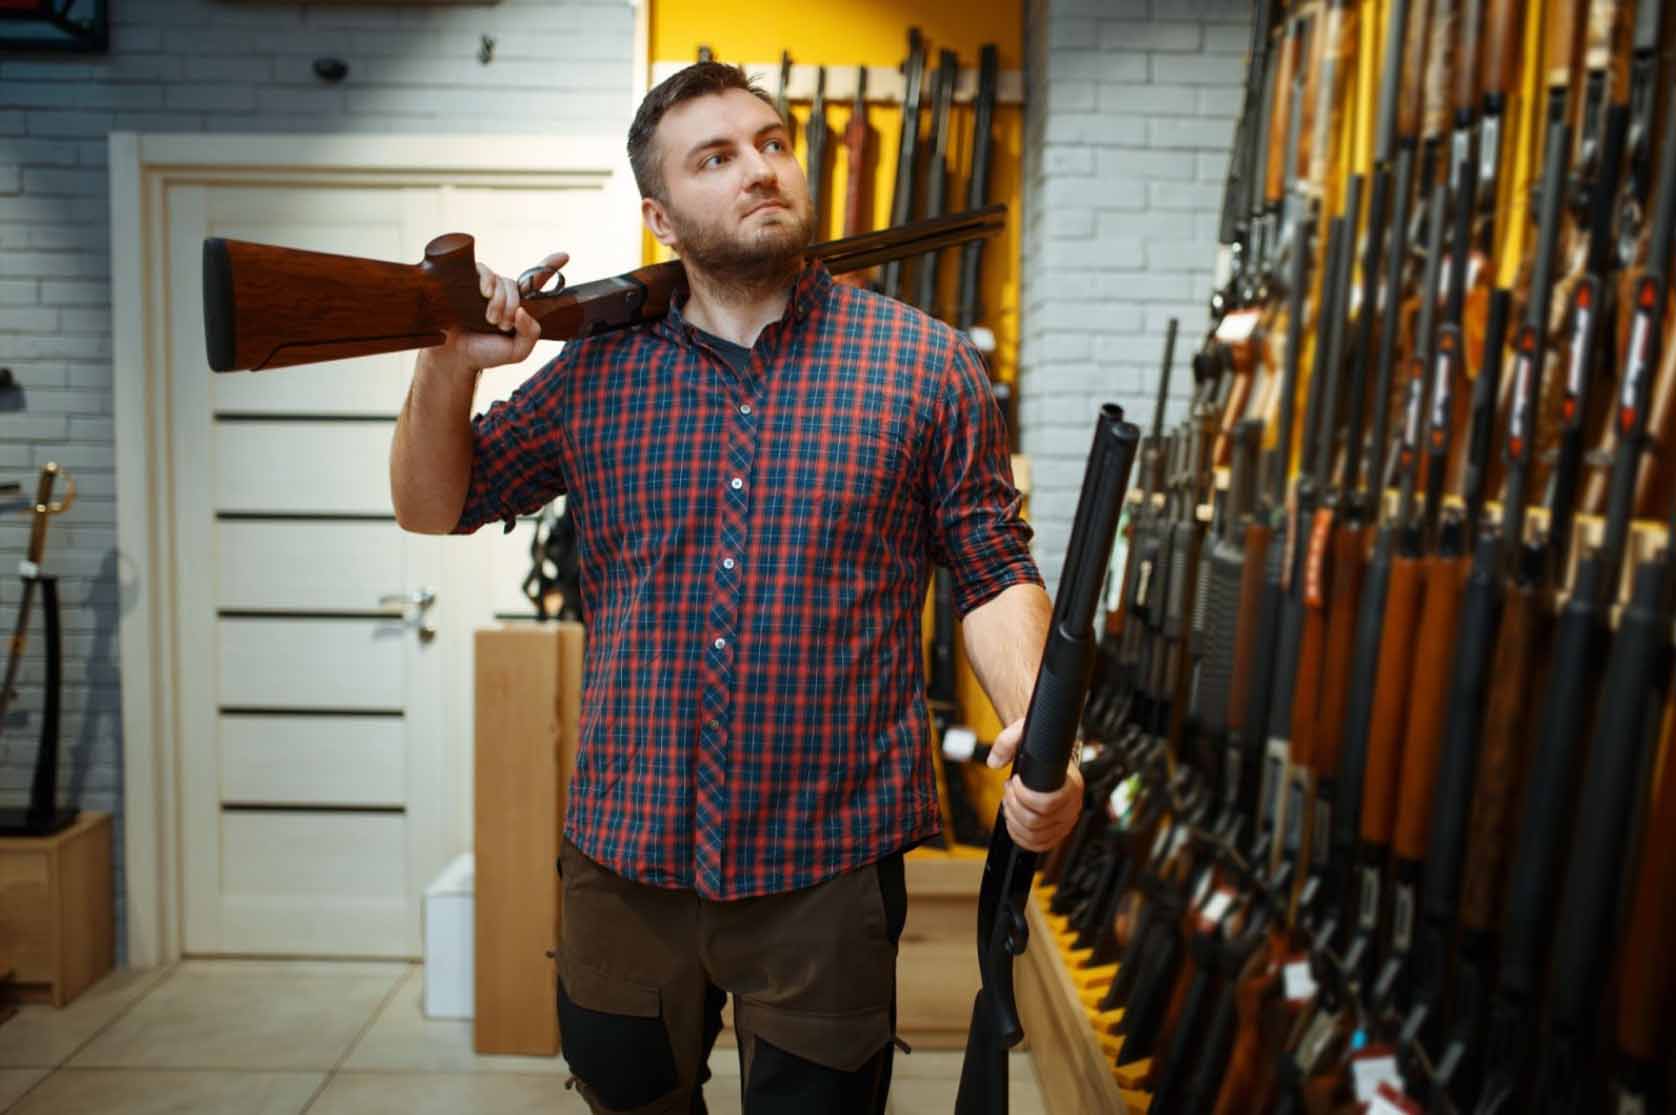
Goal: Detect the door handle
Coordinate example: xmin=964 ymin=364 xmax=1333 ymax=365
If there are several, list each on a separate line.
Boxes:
xmin=378 ymin=587 xmax=438 ymax=641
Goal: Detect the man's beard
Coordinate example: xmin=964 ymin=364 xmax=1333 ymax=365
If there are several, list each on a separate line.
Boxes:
xmin=667 ymin=192 xmax=814 ymax=294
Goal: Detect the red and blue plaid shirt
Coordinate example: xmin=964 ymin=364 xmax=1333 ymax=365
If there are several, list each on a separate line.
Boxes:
xmin=453 ymin=260 xmax=1041 ymax=899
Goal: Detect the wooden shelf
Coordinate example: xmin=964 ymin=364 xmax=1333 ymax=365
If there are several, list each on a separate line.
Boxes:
xmin=0 ymin=812 xmax=114 ymax=1008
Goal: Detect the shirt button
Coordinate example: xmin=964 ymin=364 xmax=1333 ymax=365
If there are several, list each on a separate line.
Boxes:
xmin=740 ymin=403 xmax=752 ymax=415
xmin=713 ymin=637 xmax=727 ymax=650
xmin=723 ymin=557 xmax=736 ymax=570
xmin=730 ymin=477 xmax=744 ymax=490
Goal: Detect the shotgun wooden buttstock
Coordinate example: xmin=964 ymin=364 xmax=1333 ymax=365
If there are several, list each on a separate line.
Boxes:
xmin=1314 ymin=524 xmax=1370 ymax=778
xmin=1480 ymin=0 xmax=1525 ymax=100
xmin=1453 ymin=0 xmax=1484 ymax=115
xmin=1396 ymin=0 xmax=1434 ymax=142
xmin=1457 ymin=583 xmax=1550 ymax=931
xmin=1359 ymin=554 xmax=1426 ymax=846
xmin=1265 ymin=20 xmax=1299 ymax=207
xmin=1288 ymin=509 xmax=1338 ymax=774
xmin=204 ymin=236 xmax=457 ymax=373
xmin=1227 ymin=523 xmax=1275 ymax=735
xmin=1391 ymin=554 xmax=1470 ymax=862
xmin=1613 ymin=698 xmax=1676 ymax=1063
xmin=1419 ymin=0 xmax=1457 ymax=142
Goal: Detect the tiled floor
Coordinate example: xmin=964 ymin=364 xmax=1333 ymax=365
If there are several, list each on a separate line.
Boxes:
xmin=0 ymin=962 xmax=1049 ymax=1114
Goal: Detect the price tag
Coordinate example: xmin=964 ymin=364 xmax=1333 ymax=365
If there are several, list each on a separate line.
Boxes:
xmin=1369 ymin=1082 xmax=1424 ymax=1115
xmin=18 ymin=559 xmax=37 ymax=578
xmin=1199 ymin=888 xmax=1233 ymax=925
xmin=1352 ymin=1055 xmax=1402 ymax=1104
xmin=942 ymin=727 xmax=978 ymax=762
xmin=1283 ymin=959 xmax=1317 ymax=1003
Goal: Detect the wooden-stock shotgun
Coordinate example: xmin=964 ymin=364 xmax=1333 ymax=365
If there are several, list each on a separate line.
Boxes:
xmin=203 ymin=205 xmax=1005 ymax=374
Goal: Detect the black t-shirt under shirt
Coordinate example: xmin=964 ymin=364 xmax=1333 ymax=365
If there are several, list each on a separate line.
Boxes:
xmin=693 ymin=327 xmax=754 ymax=375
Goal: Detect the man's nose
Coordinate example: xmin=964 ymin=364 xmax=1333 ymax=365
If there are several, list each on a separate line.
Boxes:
xmin=741 ymin=146 xmax=778 ymax=189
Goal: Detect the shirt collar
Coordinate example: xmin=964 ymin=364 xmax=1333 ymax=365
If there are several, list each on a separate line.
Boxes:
xmin=660 ymin=256 xmax=832 ymax=349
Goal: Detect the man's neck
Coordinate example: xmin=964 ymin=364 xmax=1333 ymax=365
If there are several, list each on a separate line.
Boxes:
xmin=679 ymin=257 xmax=801 ymax=348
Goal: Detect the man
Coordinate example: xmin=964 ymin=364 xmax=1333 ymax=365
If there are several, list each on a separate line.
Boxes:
xmin=390 ymin=62 xmax=1083 ymax=1115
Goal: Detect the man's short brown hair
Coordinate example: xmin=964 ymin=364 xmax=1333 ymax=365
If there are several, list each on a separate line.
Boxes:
xmin=627 ymin=61 xmax=779 ymax=202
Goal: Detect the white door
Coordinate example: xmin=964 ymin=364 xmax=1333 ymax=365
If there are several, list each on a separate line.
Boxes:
xmin=164 ymin=178 xmax=619 ymax=957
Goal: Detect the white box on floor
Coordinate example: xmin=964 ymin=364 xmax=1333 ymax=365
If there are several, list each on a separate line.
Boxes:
xmin=423 ymin=852 xmax=475 ymax=1019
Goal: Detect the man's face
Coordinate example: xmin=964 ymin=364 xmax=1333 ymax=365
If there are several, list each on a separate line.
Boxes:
xmin=643 ymin=87 xmax=814 ymax=279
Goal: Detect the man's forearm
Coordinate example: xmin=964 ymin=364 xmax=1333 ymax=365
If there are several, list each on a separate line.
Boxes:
xmin=390 ymin=350 xmax=481 ymax=534
xmin=959 ymin=581 xmax=1053 ymax=727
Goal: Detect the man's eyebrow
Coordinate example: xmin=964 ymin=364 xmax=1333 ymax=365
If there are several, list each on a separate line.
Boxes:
xmin=685 ymin=122 xmax=787 ymax=161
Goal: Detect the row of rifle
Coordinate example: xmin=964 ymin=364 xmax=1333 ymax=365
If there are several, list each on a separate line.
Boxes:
xmin=1053 ymin=0 xmax=1676 ymax=1112
xmin=713 ymin=35 xmax=1003 ymax=339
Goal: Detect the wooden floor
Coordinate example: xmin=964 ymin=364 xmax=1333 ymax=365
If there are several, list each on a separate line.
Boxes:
xmin=0 ymin=960 xmax=1051 ymax=1114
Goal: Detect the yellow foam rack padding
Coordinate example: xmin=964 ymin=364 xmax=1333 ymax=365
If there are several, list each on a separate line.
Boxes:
xmin=1090 ymin=1007 xmax=1124 ymax=1029
xmin=1118 ymin=1085 xmax=1153 ymax=1113
xmin=1114 ymin=1057 xmax=1153 ymax=1088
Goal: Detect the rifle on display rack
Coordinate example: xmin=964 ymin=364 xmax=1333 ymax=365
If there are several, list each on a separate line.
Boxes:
xmin=955 ymin=407 xmax=1140 ymax=1115
xmin=879 ymin=28 xmax=927 ymax=301
xmin=775 ymin=51 xmax=795 ymax=149
xmin=806 ymin=66 xmax=831 ymax=240
xmin=202 ymin=205 xmax=1006 ymax=373
xmin=842 ymin=65 xmax=873 ymax=241
xmin=916 ymin=49 xmax=959 ymax=316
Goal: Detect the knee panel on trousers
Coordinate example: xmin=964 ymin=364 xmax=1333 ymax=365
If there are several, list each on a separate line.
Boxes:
xmin=558 ymin=971 xmax=680 ymax=1112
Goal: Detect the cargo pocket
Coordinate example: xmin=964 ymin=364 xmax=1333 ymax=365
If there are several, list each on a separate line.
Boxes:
xmin=558 ymin=957 xmax=680 ymax=1111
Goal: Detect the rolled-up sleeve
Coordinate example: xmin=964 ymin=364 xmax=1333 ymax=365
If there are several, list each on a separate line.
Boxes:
xmin=925 ymin=337 xmax=1044 ymax=616
xmin=451 ymin=351 xmax=571 ymax=535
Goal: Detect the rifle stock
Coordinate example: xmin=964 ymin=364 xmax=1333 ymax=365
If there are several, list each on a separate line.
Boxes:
xmin=204 ymin=206 xmax=1005 ymax=373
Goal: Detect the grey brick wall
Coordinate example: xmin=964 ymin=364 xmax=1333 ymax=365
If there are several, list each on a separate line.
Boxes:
xmin=0 ymin=0 xmax=636 ymax=962
xmin=1020 ymin=0 xmax=1249 ymax=592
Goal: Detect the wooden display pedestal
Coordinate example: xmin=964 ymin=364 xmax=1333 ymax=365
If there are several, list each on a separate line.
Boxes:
xmin=1017 ymin=884 xmax=1135 ymax=1114
xmin=472 ymin=622 xmax=582 ymax=1056
xmin=0 ymin=811 xmax=114 ymax=1008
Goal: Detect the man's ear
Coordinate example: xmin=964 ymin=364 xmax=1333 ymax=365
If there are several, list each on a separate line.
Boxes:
xmin=642 ymin=196 xmax=678 ymax=251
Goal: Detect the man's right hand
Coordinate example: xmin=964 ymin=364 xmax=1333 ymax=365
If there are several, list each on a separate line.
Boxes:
xmin=427 ymin=251 xmax=569 ymax=372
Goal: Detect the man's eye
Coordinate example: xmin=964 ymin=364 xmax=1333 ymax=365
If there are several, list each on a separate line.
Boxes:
xmin=764 ymin=139 xmax=785 ymax=152
xmin=702 ymin=153 xmax=726 ymax=168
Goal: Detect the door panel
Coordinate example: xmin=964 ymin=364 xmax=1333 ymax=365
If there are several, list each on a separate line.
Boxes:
xmin=220 ymin=714 xmax=406 ymax=807
xmin=216 ymin=520 xmax=407 ymax=613
xmin=221 ymin=812 xmax=409 ymax=955
xmin=213 ymin=421 xmax=397 ymax=516
xmin=218 ymin=618 xmax=407 ymax=710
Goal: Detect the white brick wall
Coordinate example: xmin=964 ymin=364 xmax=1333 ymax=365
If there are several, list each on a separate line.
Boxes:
xmin=0 ymin=0 xmax=636 ymax=961
xmin=1020 ymin=0 xmax=1249 ymax=592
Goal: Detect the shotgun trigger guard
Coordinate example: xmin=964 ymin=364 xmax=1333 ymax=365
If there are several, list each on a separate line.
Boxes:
xmin=517 ymin=263 xmax=568 ymax=300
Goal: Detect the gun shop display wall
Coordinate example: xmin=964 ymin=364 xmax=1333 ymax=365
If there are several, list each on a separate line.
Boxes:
xmin=1049 ymin=0 xmax=1676 ymax=1113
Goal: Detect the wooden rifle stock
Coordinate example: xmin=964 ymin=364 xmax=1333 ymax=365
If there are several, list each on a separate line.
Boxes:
xmin=1265 ymin=17 xmax=1302 ymax=208
xmin=204 ymin=206 xmax=1004 ymax=373
xmin=842 ymin=65 xmax=872 ymax=240
xmin=1453 ymin=0 xmax=1485 ymax=116
xmin=1396 ymin=0 xmax=1434 ymax=145
xmin=1456 ymin=552 xmax=1550 ymax=935
xmin=1480 ymin=0 xmax=1523 ymax=102
xmin=1392 ymin=542 xmax=1472 ymax=874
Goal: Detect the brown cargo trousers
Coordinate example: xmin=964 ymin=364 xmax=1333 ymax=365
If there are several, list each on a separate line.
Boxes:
xmin=555 ymin=836 xmax=912 ymax=1115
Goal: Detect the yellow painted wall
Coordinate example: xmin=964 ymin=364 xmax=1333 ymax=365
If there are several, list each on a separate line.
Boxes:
xmin=645 ymin=0 xmax=1024 ymax=384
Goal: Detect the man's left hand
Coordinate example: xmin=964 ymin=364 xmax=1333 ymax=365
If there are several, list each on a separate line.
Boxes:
xmin=986 ymin=716 xmax=1084 ymax=852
